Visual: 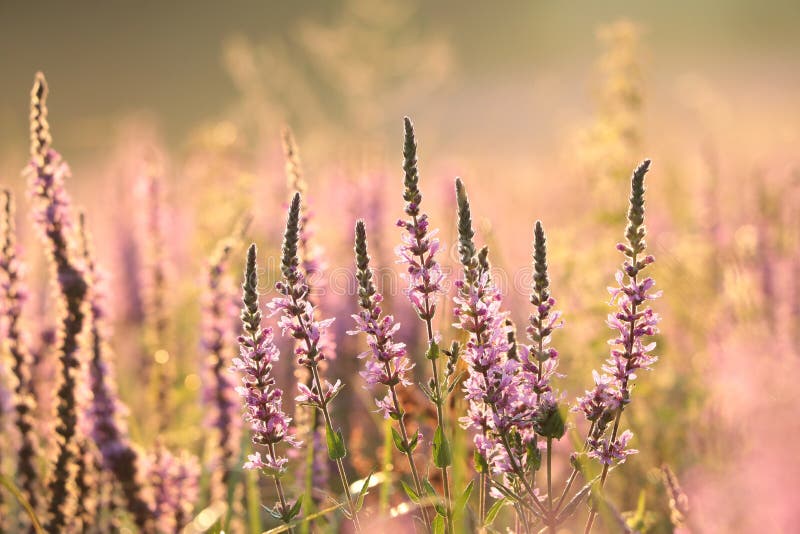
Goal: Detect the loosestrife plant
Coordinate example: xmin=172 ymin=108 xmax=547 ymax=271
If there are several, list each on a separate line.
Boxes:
xmin=234 ymin=244 xmax=301 ymax=528
xmin=27 ymin=72 xmax=90 ymax=532
xmin=268 ymin=194 xmax=368 ymax=531
xmin=396 ymin=117 xmax=458 ymax=534
xmin=5 ymin=72 xmax=667 ymax=533
xmin=0 ymin=189 xmax=41 ymax=517
xmin=281 ymin=127 xmax=333 ymax=519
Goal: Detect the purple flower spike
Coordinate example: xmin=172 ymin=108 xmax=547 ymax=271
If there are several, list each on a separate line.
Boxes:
xmin=234 ymin=244 xmax=297 ymax=476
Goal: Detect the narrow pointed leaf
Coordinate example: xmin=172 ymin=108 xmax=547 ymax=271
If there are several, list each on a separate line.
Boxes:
xmin=391 ymin=427 xmax=407 ymax=453
xmin=401 ymin=480 xmax=420 ymax=503
xmin=355 ymin=471 xmax=374 ymax=511
xmin=433 ymin=425 xmax=451 ymax=468
xmin=326 ymin=426 xmax=347 ymax=460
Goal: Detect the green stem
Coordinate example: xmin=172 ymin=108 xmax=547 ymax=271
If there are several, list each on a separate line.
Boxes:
xmin=387 ymin=378 xmax=433 ymax=532
xmin=285 ymin=285 xmax=362 ymax=532
xmin=411 ymin=213 xmax=453 ymax=534
xmin=268 ymin=443 xmax=295 ymax=534
xmin=553 ymin=420 xmax=596 ymax=515
xmin=309 ymin=365 xmax=361 ymax=533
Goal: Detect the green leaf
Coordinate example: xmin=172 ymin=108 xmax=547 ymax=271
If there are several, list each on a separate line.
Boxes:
xmin=474 ymin=450 xmax=488 ymax=474
xmin=326 ymin=426 xmax=347 ymax=460
xmin=287 ymin=496 xmax=303 ymax=520
xmin=262 ymin=502 xmax=345 ymax=534
xmin=447 ymin=371 xmax=465 ymax=394
xmin=391 ymin=427 xmax=407 ymax=453
xmin=424 ymin=479 xmax=438 ymax=500
xmin=454 ymin=480 xmax=474 ymax=519
xmin=407 ymin=429 xmax=419 ymax=451
xmin=355 ymin=471 xmax=374 ymax=512
xmin=526 ymin=442 xmax=541 ymax=472
xmin=484 ymin=498 xmax=507 ymax=526
xmin=433 ymin=425 xmax=451 ymax=468
xmin=400 ymin=480 xmax=420 ymax=503
xmin=432 ymin=514 xmax=445 ymax=534
xmin=426 ymin=340 xmax=440 ymax=360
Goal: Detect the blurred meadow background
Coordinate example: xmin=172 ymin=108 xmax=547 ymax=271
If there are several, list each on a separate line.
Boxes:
xmin=1 ymin=1 xmax=799 ymax=532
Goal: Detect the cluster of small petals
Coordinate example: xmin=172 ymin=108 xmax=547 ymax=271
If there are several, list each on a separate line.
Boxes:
xmin=244 ymin=451 xmax=288 ymax=473
xmin=519 ymin=291 xmax=564 ymax=401
xmin=146 ymin=448 xmax=201 ymax=532
xmin=587 ymin=430 xmax=638 ymax=465
xmin=268 ymin=275 xmax=335 ymax=366
xmin=199 ymin=250 xmax=242 ymax=492
xmin=296 ymin=378 xmax=343 ymax=407
xmin=348 ymin=307 xmax=413 ymax=391
xmin=233 ymin=326 xmax=296 ymax=470
xmin=574 ymin=370 xmax=622 ymax=422
xmin=454 ymin=272 xmax=534 ymax=475
xmin=604 ymin=266 xmax=661 ymax=399
xmin=395 ymin=215 xmax=445 ymax=318
xmin=27 ymin=150 xmax=75 ymax=238
xmin=579 ymin=223 xmax=660 ymax=467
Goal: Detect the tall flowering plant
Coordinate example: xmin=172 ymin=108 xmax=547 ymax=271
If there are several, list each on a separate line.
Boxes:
xmin=451 ymin=160 xmax=658 ymax=534
xmin=395 ymin=117 xmax=457 ymax=534
xmin=27 ymin=72 xmax=90 ymax=532
xmin=453 ymin=179 xmax=552 ymax=529
xmin=281 ymin=126 xmax=331 ymax=517
xmin=268 ymin=194 xmax=366 ymax=532
xmin=349 ymin=219 xmax=432 ymax=530
xmin=580 ymin=159 xmax=660 ymax=532
xmin=0 ymin=189 xmax=41 ymax=521
xmin=233 ymin=244 xmax=301 ymax=528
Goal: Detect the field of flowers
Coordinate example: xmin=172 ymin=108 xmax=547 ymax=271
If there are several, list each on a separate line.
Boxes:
xmin=1 ymin=4 xmax=798 ymax=533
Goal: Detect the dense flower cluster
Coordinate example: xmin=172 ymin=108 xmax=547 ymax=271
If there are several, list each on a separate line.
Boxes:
xmin=145 ymin=447 xmax=200 ymax=532
xmin=396 ymin=118 xmax=445 ymax=322
xmin=349 ymin=220 xmax=414 ymax=418
xmin=453 ymin=178 xmax=539 ymax=478
xmin=576 ymin=159 xmax=659 ymax=467
xmin=0 ymin=190 xmax=41 ymax=513
xmin=518 ymin=222 xmax=564 ymax=399
xmin=235 ymin=244 xmax=296 ymax=475
xmin=27 ymin=72 xmax=91 ymax=532
xmin=268 ymin=194 xmax=339 ymax=394
xmin=455 ymin=272 xmax=527 ymax=475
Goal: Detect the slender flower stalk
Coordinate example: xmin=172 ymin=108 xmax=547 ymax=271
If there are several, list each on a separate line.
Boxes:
xmin=583 ymin=159 xmax=660 ymax=533
xmin=520 ymin=221 xmax=565 ymax=532
xmin=350 ymin=219 xmax=432 ymax=531
xmin=268 ymin=195 xmax=361 ymax=531
xmin=396 ymin=117 xmax=453 ymax=533
xmin=201 ymin=234 xmax=243 ymax=502
xmin=77 ymin=213 xmax=154 ymax=531
xmin=234 ymin=244 xmax=300 ymax=530
xmin=0 ymin=189 xmax=41 ymax=520
xmin=27 ymin=72 xmax=89 ymax=532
